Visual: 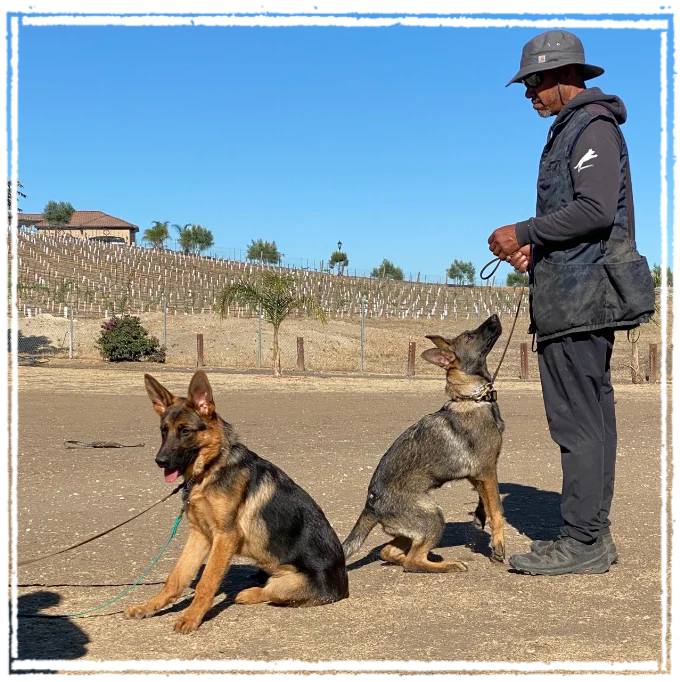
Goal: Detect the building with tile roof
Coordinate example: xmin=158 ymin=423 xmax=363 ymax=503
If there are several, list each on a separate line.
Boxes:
xmin=18 ymin=210 xmax=139 ymax=245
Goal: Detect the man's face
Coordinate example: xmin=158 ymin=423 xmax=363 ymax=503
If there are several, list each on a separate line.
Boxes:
xmin=523 ymin=69 xmax=563 ymax=118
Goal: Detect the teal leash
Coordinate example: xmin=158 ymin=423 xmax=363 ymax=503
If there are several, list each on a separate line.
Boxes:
xmin=18 ymin=511 xmax=183 ymax=619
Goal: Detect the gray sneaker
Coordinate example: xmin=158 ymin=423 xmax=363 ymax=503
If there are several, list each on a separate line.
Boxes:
xmin=509 ymin=535 xmax=610 ymax=575
xmin=531 ymin=532 xmax=618 ymax=565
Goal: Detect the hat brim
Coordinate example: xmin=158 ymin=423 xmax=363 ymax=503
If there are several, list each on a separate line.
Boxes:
xmin=505 ymin=62 xmax=604 ymax=87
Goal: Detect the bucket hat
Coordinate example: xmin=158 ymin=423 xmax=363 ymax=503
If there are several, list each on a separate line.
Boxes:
xmin=506 ymin=30 xmax=604 ymax=87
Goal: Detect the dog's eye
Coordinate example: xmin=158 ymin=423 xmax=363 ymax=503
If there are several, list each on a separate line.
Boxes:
xmin=179 ymin=425 xmax=193 ymax=436
xmin=466 ymin=333 xmax=474 ymax=342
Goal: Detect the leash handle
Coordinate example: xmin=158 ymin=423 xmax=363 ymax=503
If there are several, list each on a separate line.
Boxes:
xmin=480 ymin=257 xmax=503 ymax=282
xmin=18 ymin=483 xmax=185 ymax=567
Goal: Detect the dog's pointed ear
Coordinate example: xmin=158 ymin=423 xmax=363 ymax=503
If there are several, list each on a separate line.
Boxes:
xmin=421 ymin=348 xmax=457 ymax=368
xmin=188 ymin=370 xmax=215 ymax=418
xmin=425 ymin=334 xmax=453 ymax=350
xmin=144 ymin=374 xmax=175 ymax=416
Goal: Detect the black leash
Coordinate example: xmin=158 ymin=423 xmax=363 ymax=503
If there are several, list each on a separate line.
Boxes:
xmin=480 ymin=257 xmax=527 ymax=383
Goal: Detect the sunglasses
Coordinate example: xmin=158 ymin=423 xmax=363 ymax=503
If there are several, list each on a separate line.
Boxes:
xmin=521 ymin=72 xmax=543 ymax=88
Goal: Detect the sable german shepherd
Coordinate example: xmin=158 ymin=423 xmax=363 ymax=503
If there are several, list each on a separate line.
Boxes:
xmin=342 ymin=314 xmax=506 ymax=572
xmin=125 ymin=371 xmax=349 ymax=633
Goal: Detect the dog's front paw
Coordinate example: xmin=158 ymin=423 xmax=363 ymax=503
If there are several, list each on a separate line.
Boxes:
xmin=491 ymin=543 xmax=505 ymax=564
xmin=173 ymin=611 xmax=203 ymax=634
xmin=125 ymin=603 xmax=155 ymax=620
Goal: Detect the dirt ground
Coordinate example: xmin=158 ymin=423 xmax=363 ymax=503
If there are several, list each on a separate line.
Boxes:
xmin=11 ymin=367 xmax=669 ymax=671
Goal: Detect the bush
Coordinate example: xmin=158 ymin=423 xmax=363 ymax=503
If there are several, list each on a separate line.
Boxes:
xmin=96 ymin=315 xmax=166 ymax=363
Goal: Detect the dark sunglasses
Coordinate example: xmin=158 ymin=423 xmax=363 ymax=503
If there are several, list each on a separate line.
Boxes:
xmin=521 ymin=72 xmax=543 ymax=88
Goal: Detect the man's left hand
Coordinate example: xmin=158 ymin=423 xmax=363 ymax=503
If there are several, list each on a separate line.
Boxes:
xmin=488 ymin=224 xmax=520 ymax=260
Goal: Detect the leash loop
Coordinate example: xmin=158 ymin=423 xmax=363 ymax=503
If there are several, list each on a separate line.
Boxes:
xmin=480 ymin=257 xmax=503 ymax=282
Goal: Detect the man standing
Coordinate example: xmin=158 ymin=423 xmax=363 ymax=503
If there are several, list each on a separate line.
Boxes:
xmin=488 ymin=30 xmax=655 ymax=575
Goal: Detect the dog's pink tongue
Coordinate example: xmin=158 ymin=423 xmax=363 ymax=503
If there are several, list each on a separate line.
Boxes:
xmin=164 ymin=468 xmax=180 ymax=483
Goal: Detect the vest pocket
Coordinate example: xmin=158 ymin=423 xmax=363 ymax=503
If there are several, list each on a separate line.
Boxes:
xmin=603 ymin=256 xmax=656 ymax=324
xmin=532 ymin=261 xmax=606 ymax=336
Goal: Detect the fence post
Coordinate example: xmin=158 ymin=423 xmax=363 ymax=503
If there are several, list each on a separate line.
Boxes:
xmin=360 ymin=297 xmax=366 ymax=373
xmin=196 ymin=333 xmax=204 ymax=368
xmin=297 ymin=337 xmax=305 ymax=371
xmin=520 ymin=342 xmax=529 ymax=381
xmin=257 ymin=303 xmax=262 ymax=369
xmin=649 ymin=343 xmax=658 ymax=384
xmin=407 ymin=341 xmax=416 ymax=376
xmin=162 ymin=295 xmax=167 ymax=350
xmin=69 ymin=306 xmax=74 ymax=359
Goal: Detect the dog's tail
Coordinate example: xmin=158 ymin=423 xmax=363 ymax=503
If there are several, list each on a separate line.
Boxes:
xmin=342 ymin=508 xmax=378 ymax=559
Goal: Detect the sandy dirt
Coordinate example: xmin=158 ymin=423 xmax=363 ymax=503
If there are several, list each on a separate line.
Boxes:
xmin=12 ymin=366 xmax=668 ymax=671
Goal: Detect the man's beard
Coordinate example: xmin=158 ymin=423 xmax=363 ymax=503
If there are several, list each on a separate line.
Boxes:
xmin=537 ymin=107 xmax=554 ymax=118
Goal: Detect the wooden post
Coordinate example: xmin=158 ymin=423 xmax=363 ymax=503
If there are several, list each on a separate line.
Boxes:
xmin=520 ymin=342 xmax=529 ymax=381
xmin=407 ymin=341 xmax=416 ymax=376
xmin=296 ymin=336 xmax=305 ymax=372
xmin=649 ymin=343 xmax=658 ymax=384
xmin=196 ymin=333 xmax=204 ymax=367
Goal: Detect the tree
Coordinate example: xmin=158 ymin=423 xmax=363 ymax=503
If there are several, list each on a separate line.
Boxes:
xmin=178 ymin=224 xmax=214 ymax=255
xmin=371 ymin=259 xmax=404 ymax=281
xmin=329 ymin=250 xmax=349 ymax=276
xmin=7 ymin=180 xmax=26 ymax=222
xmin=143 ymin=220 xmax=170 ymax=249
xmin=43 ymin=200 xmax=75 ymax=226
xmin=651 ymin=263 xmax=673 ymax=288
xmin=506 ymin=269 xmax=527 ymax=287
xmin=172 ymin=223 xmax=192 ymax=253
xmin=214 ymin=271 xmax=326 ymax=376
xmin=247 ymin=238 xmax=281 ymax=264
xmin=447 ymin=259 xmax=476 ymax=286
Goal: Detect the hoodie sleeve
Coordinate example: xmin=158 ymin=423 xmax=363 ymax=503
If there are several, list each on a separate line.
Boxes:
xmin=515 ymin=118 xmax=621 ymax=248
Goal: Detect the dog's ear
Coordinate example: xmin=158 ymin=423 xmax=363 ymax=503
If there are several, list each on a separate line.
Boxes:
xmin=421 ymin=348 xmax=457 ymax=368
xmin=144 ymin=374 xmax=176 ymax=416
xmin=187 ymin=370 xmax=215 ymax=418
xmin=425 ymin=334 xmax=453 ymax=350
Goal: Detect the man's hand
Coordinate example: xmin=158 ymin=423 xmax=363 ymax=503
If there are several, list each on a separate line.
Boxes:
xmin=507 ymin=245 xmax=531 ymax=273
xmin=488 ymin=224 xmax=520 ymax=260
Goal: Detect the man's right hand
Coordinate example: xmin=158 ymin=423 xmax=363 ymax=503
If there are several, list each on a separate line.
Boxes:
xmin=508 ymin=245 xmax=532 ymax=273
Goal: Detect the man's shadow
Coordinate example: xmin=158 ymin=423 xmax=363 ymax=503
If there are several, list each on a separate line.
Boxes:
xmin=346 ymin=481 xmax=562 ymax=570
xmin=12 ymin=591 xmax=91 ymax=668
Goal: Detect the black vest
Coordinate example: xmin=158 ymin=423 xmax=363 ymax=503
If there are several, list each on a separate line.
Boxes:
xmin=529 ymin=100 xmax=655 ymax=342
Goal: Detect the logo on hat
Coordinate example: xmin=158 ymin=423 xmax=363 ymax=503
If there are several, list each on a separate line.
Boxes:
xmin=538 ymin=55 xmax=546 ymax=63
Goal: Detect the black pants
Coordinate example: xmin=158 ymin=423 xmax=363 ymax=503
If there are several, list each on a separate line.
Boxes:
xmin=537 ymin=329 xmax=617 ymax=543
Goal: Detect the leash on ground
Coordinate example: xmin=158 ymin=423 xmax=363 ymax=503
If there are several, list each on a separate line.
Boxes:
xmin=17 ymin=511 xmax=184 ymax=618
xmin=7 ymin=483 xmax=185 ymax=571
xmin=479 ymin=257 xmax=527 ymax=383
xmin=64 ymin=440 xmax=145 ymax=449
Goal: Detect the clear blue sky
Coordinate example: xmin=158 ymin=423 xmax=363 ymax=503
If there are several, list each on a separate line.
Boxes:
xmin=17 ymin=18 xmax=670 ymax=282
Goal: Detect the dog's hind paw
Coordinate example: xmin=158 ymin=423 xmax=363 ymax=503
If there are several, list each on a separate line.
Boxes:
xmin=124 ymin=603 xmax=155 ymax=620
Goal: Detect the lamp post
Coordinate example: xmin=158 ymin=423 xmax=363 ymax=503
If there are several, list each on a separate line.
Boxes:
xmin=337 ymin=241 xmax=342 ymax=252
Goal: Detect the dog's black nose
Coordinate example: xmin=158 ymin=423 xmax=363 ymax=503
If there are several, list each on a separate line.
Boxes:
xmin=155 ymin=455 xmax=171 ymax=468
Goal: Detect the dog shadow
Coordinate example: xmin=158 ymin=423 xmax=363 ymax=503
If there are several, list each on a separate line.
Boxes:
xmin=346 ymin=481 xmax=562 ymax=570
xmin=152 ymin=564 xmax=268 ymax=623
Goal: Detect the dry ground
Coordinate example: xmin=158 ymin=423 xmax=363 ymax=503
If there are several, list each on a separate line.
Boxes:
xmin=12 ymin=367 xmax=668 ymax=671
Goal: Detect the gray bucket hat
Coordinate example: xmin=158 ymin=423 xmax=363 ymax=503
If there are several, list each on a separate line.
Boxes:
xmin=506 ymin=30 xmax=604 ymax=87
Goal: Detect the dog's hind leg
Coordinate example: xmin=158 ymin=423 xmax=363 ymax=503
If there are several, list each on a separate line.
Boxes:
xmin=236 ymin=569 xmax=316 ymax=607
xmin=477 ymin=472 xmax=505 ymax=563
xmin=400 ymin=501 xmax=467 ymax=574
xmin=379 ymin=536 xmax=412 ymax=565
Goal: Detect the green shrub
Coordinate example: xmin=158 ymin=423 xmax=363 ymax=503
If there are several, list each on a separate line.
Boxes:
xmin=96 ymin=315 xmax=166 ymax=363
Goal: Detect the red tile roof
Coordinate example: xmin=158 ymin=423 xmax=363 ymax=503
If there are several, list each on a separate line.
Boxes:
xmin=19 ymin=210 xmax=138 ymax=232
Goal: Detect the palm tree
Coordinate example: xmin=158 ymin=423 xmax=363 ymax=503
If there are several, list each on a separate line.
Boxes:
xmin=172 ymin=223 xmax=192 ymax=253
xmin=214 ymin=271 xmax=327 ymax=376
xmin=143 ymin=220 xmax=170 ymax=249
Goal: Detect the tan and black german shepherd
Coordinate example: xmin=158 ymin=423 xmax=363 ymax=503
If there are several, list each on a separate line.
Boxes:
xmin=125 ymin=371 xmax=348 ymax=633
xmin=342 ymin=314 xmax=506 ymax=572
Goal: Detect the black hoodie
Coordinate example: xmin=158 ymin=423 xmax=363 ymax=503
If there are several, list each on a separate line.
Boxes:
xmin=515 ymin=88 xmax=629 ymax=248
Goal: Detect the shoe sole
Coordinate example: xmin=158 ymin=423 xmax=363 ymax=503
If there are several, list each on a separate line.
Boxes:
xmin=509 ymin=556 xmax=610 ymax=576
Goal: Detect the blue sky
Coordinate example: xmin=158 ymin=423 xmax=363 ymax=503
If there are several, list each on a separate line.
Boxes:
xmin=16 ymin=17 xmax=670 ymax=282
